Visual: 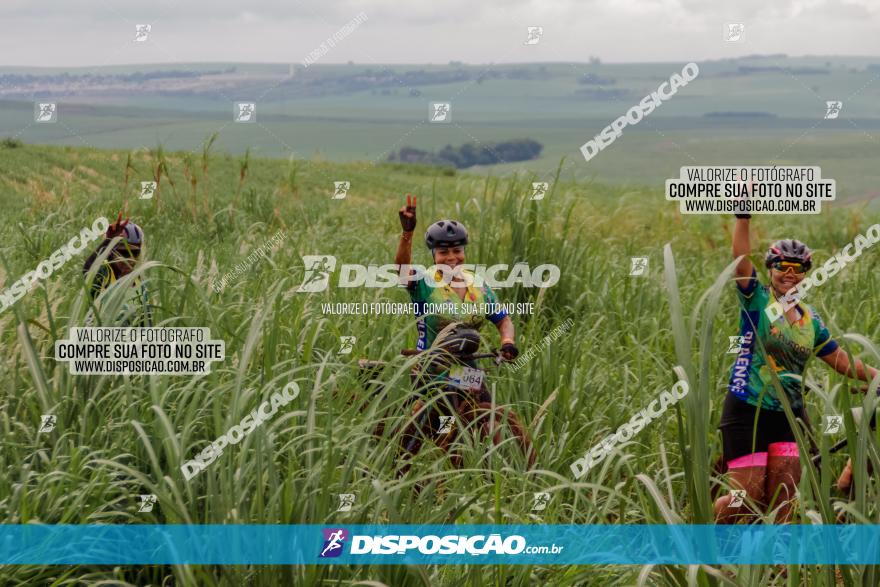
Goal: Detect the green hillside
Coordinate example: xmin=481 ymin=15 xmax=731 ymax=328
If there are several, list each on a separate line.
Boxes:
xmin=3 ymin=56 xmax=879 ymax=199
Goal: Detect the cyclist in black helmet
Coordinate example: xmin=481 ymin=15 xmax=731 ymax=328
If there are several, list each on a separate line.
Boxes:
xmin=714 ymin=212 xmax=878 ymax=523
xmin=395 ymin=194 xmax=518 ymax=360
xmin=83 ymin=212 xmax=153 ymax=327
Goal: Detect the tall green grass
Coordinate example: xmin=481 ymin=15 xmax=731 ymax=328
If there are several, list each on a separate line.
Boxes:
xmin=1 ymin=143 xmax=879 ymax=585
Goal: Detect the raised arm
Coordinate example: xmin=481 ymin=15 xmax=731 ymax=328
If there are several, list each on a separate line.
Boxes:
xmin=733 ymin=216 xmax=755 ymax=284
xmin=396 ymin=194 xmax=417 ymax=280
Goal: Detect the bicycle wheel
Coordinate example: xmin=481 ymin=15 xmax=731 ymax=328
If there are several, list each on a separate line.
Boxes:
xmin=465 ymin=385 xmax=536 ymax=469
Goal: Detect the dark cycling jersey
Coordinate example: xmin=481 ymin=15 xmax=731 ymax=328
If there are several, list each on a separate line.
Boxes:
xmin=727 ymin=269 xmax=837 ymax=412
xmin=85 ymin=263 xmax=153 ymax=327
xmin=406 ymin=268 xmax=507 ymax=350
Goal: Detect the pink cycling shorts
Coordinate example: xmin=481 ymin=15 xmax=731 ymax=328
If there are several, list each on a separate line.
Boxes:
xmin=727 ymin=442 xmax=799 ymax=468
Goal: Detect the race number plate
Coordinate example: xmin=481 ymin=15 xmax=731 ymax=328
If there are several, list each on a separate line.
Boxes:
xmin=449 ymin=366 xmax=485 ymax=392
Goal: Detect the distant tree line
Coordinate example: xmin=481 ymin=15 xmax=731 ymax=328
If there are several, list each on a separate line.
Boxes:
xmin=704 ymin=111 xmax=778 ymax=118
xmin=388 ymin=139 xmax=543 ymax=169
xmin=720 ymin=66 xmax=829 ymax=76
xmin=574 ymin=88 xmax=630 ymax=100
xmin=579 ymin=73 xmax=616 ymax=85
xmin=0 ymin=67 xmax=236 ymax=85
xmin=291 ymin=66 xmax=553 ymax=97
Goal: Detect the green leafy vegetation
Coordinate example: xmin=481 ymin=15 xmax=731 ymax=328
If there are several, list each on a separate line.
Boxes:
xmin=1 ymin=143 xmax=879 ymax=585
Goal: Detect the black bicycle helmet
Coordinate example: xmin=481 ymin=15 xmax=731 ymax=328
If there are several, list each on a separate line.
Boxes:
xmin=425 ymin=220 xmax=468 ymax=249
xmin=765 ymin=239 xmax=812 ymax=270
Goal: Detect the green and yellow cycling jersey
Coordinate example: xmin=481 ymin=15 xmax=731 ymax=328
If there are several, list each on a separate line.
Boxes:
xmin=727 ymin=269 xmax=837 ymax=411
xmin=406 ymin=268 xmax=507 ymax=350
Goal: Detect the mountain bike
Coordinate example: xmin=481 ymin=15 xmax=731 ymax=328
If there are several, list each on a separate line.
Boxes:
xmin=358 ymin=327 xmax=536 ymax=475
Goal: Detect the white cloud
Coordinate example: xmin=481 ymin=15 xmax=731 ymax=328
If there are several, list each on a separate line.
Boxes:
xmin=0 ymin=0 xmax=877 ymax=66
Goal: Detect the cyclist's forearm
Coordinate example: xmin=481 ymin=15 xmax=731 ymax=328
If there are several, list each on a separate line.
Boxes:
xmin=829 ymin=350 xmax=878 ymax=382
xmin=852 ymin=359 xmax=879 ymax=383
xmin=395 ymin=231 xmax=413 ymax=266
xmin=497 ymin=316 xmax=515 ymax=344
xmin=733 ymin=218 xmax=753 ymax=279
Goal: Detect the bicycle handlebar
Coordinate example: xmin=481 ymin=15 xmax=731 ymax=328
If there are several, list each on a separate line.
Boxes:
xmin=400 ymin=349 xmax=502 ymax=362
xmin=810 ymin=400 xmax=878 ymax=465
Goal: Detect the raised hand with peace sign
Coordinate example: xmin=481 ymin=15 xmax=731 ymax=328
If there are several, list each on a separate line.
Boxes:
xmin=399 ymin=194 xmax=417 ymax=233
xmin=106 ymin=211 xmax=130 ymax=239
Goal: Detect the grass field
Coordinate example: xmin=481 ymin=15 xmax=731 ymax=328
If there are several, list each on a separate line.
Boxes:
xmin=1 ymin=139 xmax=880 ymax=584
xmin=3 ymin=56 xmax=880 ymax=200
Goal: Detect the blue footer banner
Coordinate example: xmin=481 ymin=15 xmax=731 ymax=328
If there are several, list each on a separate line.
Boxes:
xmin=3 ymin=524 xmax=880 ymax=565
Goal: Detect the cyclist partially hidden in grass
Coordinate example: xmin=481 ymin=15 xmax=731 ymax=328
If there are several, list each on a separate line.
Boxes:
xmin=714 ymin=212 xmax=878 ymax=523
xmin=395 ymin=194 xmax=518 ymax=360
xmin=392 ymin=195 xmax=535 ymax=470
xmin=83 ymin=212 xmax=153 ymax=327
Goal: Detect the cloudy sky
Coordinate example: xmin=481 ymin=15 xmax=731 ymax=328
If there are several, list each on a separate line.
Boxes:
xmin=1 ymin=0 xmax=878 ymax=67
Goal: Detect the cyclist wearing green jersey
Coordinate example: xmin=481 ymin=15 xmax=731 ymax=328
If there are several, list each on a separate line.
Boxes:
xmin=714 ymin=213 xmax=878 ymax=523
xmin=83 ymin=213 xmax=153 ymax=327
xmin=395 ymin=194 xmax=518 ymax=361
